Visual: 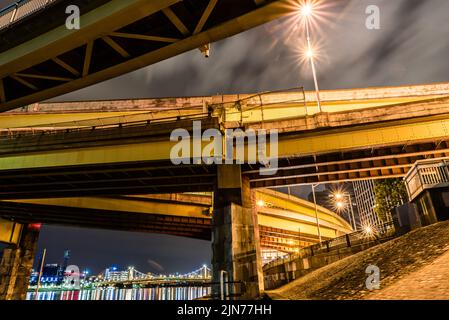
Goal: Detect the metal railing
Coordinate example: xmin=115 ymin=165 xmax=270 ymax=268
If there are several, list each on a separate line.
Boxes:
xmin=0 ymin=0 xmax=57 ymax=31
xmin=0 ymin=111 xmax=212 ymax=141
xmin=264 ymin=221 xmax=396 ymax=270
xmin=404 ymin=158 xmax=449 ymax=201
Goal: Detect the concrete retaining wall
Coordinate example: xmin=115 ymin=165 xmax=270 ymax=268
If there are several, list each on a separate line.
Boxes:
xmin=263 ymin=242 xmax=378 ymax=290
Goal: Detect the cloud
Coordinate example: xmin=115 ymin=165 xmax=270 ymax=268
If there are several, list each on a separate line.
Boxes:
xmin=48 ymin=0 xmax=449 ymax=101
xmin=147 ymin=259 xmax=165 ymax=273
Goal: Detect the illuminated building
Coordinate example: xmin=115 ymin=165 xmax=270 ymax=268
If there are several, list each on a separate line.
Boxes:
xmin=352 ymin=180 xmax=386 ymax=228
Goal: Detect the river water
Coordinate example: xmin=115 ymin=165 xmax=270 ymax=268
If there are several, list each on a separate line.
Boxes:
xmin=27 ymin=286 xmax=211 ymax=300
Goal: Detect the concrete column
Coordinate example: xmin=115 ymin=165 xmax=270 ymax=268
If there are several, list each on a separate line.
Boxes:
xmin=0 ymin=224 xmax=40 ymax=300
xmin=211 ymin=165 xmax=263 ymax=300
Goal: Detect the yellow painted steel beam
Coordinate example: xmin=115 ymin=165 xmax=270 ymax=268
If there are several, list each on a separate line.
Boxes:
xmin=7 ymin=81 xmax=449 ymax=116
xmin=5 ymin=197 xmax=210 ymax=219
xmin=1 ymin=115 xmax=448 ymax=170
xmin=0 ymin=219 xmax=22 ymax=245
xmin=0 ymin=0 xmax=294 ymax=112
xmin=2 ymin=189 xmax=351 ymax=241
xmin=1 ymin=94 xmax=445 ymax=130
xmin=0 ymin=0 xmax=180 ymax=76
xmin=255 ymin=189 xmax=352 ymax=234
xmin=0 ymin=109 xmax=201 ymax=129
xmin=0 ymin=138 xmax=215 ymax=170
xmin=0 ymin=96 xmax=437 ymax=129
xmin=225 ymin=96 xmax=444 ymax=124
xmin=246 ymin=115 xmax=449 ymax=163
xmin=258 ymin=214 xmax=338 ymax=239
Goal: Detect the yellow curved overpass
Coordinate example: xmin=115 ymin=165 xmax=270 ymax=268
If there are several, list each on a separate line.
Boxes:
xmin=0 ymin=189 xmax=352 ymax=252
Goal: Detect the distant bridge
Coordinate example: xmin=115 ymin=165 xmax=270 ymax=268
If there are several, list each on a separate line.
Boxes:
xmin=94 ymin=265 xmax=212 ymax=288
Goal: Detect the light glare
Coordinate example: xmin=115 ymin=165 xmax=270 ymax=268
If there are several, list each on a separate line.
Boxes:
xmin=301 ymin=4 xmax=313 ymax=18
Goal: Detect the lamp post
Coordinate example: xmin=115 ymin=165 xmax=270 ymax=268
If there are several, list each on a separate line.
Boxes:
xmin=301 ymin=2 xmax=322 ymax=113
xmin=312 ymin=183 xmax=322 ymax=243
xmin=35 ymin=248 xmax=46 ymax=300
xmin=347 ymin=193 xmax=357 ymax=230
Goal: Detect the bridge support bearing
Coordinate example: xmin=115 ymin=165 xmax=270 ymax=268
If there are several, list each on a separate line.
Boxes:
xmin=0 ymin=224 xmax=40 ymax=300
xmin=211 ymin=165 xmax=264 ymax=300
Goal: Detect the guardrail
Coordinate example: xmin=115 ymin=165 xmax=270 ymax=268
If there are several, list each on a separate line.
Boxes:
xmin=404 ymin=158 xmax=449 ymax=201
xmin=0 ymin=111 xmax=211 ymax=141
xmin=263 ymin=221 xmax=396 ymax=270
xmin=0 ymin=0 xmax=57 ymax=31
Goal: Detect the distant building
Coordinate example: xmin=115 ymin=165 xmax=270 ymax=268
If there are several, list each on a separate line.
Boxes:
xmin=353 ymin=180 xmax=384 ymax=228
xmin=104 ymin=267 xmax=132 ymax=281
xmin=29 ymin=250 xmax=72 ymax=286
xmin=30 ymin=264 xmax=61 ymax=286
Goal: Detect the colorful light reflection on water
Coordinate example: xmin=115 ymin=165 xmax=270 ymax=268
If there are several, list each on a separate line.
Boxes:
xmin=27 ymin=286 xmax=210 ymax=301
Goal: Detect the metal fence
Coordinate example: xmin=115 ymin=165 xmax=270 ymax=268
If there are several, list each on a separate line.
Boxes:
xmin=0 ymin=0 xmax=57 ymax=31
xmin=404 ymin=158 xmax=449 ymax=201
xmin=264 ymin=221 xmax=396 ymax=270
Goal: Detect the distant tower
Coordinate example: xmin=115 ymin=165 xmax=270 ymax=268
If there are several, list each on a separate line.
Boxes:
xmin=353 ymin=180 xmax=382 ymax=227
xmin=58 ymin=250 xmax=70 ymax=284
xmin=62 ymin=250 xmax=70 ymax=270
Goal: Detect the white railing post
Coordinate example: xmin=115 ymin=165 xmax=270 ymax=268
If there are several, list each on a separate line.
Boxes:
xmin=220 ymin=270 xmax=229 ymax=300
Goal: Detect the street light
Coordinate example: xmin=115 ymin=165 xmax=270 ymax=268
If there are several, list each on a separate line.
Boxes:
xmin=300 ymin=0 xmax=322 ymax=113
xmin=331 ymin=191 xmax=357 ymax=231
xmin=256 ymin=199 xmax=265 ymax=208
xmin=301 ymin=3 xmax=313 ymax=17
xmin=336 ymin=201 xmax=344 ymax=209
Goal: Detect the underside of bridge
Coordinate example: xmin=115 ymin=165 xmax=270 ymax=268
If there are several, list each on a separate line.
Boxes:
xmin=0 ymin=0 xmax=294 ymax=112
xmin=0 ymin=187 xmax=351 ymax=300
xmin=1 ymin=95 xmax=449 ymax=198
xmin=1 ymin=82 xmax=449 ymax=299
xmin=0 ymin=189 xmax=350 ymax=245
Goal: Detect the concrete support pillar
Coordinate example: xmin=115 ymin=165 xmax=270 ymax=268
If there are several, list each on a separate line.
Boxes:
xmin=0 ymin=224 xmax=40 ymax=300
xmin=211 ymin=165 xmax=264 ymax=300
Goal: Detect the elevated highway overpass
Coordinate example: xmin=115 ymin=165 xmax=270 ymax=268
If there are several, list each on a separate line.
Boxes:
xmin=0 ymin=83 xmax=449 ymax=198
xmin=0 ymin=189 xmax=352 ymax=252
xmin=2 ymin=82 xmax=449 ymax=299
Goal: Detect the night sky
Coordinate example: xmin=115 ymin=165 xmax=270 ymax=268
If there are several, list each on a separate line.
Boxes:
xmin=2 ymin=0 xmax=449 ymax=275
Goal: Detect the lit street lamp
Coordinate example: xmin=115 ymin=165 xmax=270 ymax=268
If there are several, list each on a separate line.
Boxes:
xmin=330 ymin=191 xmax=357 ymax=231
xmin=300 ymin=1 xmax=322 ymax=113
xmin=256 ymin=199 xmax=265 ymax=208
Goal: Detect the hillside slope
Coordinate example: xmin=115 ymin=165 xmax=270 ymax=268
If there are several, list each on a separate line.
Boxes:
xmin=268 ymin=221 xmax=449 ymax=300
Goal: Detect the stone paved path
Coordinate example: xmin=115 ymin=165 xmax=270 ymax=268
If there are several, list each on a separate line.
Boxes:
xmin=365 ymin=249 xmax=449 ymax=300
xmin=266 ymin=221 xmax=449 ymax=300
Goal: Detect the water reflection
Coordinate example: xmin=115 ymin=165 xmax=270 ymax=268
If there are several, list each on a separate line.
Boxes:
xmin=27 ymin=286 xmax=211 ymax=300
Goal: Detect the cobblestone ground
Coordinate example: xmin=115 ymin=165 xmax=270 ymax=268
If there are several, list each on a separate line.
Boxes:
xmin=268 ymin=221 xmax=449 ymax=300
xmin=365 ymin=249 xmax=449 ymax=300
